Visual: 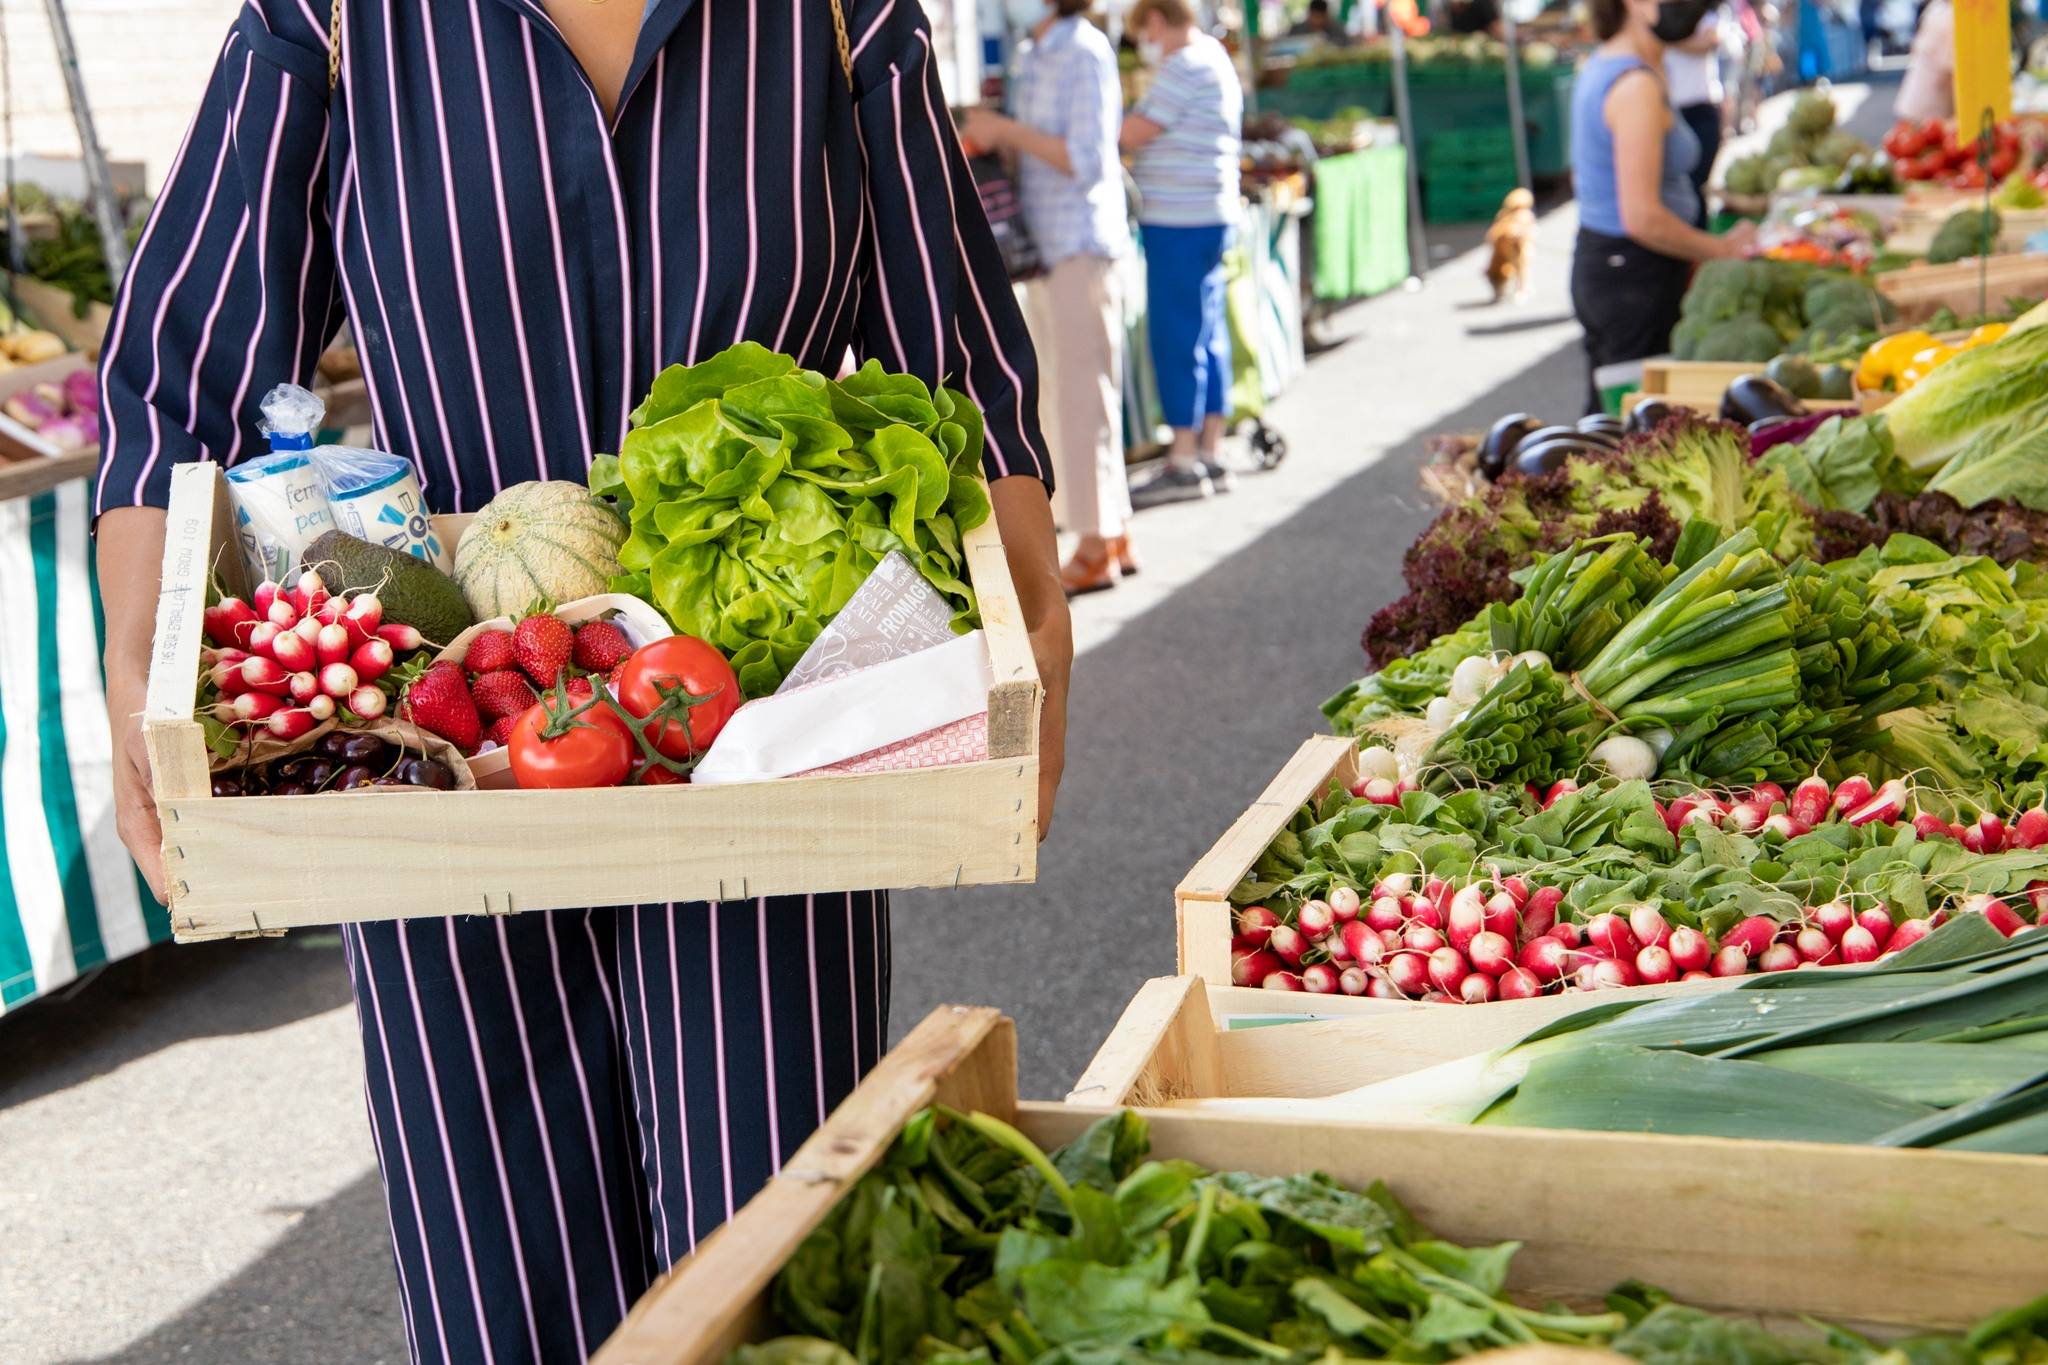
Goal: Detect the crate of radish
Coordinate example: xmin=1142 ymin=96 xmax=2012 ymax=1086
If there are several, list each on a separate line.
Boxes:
xmin=1177 ymin=736 xmax=2048 ymax=1005
xmin=143 ymin=462 xmax=1042 ymax=940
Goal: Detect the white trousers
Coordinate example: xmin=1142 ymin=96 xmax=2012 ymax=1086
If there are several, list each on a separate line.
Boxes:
xmin=1025 ymin=253 xmax=1131 ymax=539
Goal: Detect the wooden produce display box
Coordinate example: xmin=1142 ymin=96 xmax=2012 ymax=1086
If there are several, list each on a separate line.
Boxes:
xmin=1620 ymin=358 xmax=1753 ymax=414
xmin=144 ymin=461 xmax=1042 ymax=939
xmin=1876 ymin=253 xmax=2048 ymax=325
xmin=598 ymin=1002 xmax=2048 ymax=1365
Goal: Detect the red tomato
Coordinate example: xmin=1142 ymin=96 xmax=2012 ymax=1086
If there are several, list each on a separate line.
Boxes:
xmin=617 ymin=636 xmax=741 ymax=760
xmin=1907 ymin=151 xmax=1946 ymax=180
xmin=635 ymin=763 xmax=687 ymax=785
xmin=508 ymin=700 xmax=636 ymax=788
xmin=1883 ymin=120 xmax=1916 ymax=158
xmin=1990 ymin=148 xmax=2018 ymax=181
xmin=1958 ymin=161 xmax=1987 ymax=189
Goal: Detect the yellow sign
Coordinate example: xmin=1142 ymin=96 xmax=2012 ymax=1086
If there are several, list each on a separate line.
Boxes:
xmin=1953 ymin=0 xmax=2013 ymax=138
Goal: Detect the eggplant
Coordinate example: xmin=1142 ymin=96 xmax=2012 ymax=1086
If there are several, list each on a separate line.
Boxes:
xmin=1513 ymin=437 xmax=1605 ymax=477
xmin=1513 ymin=424 xmax=1582 ymax=457
xmin=1719 ymin=374 xmax=1806 ymax=425
xmin=1626 ymin=398 xmax=1677 ymax=433
xmin=1569 ymin=427 xmax=1623 ymax=450
xmin=1577 ymin=414 xmax=1625 ymax=436
xmin=1478 ymin=412 xmax=1544 ymax=480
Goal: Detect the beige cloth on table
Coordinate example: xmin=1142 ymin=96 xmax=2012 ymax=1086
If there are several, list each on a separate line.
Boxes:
xmin=1025 ymin=254 xmax=1131 ymax=539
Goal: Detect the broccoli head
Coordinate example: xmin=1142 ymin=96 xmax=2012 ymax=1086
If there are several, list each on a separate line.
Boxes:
xmin=1691 ymin=316 xmax=1785 ymax=362
xmin=1928 ymin=208 xmax=2003 ymax=265
xmin=1682 ymin=259 xmax=1770 ymax=322
xmin=1787 ymin=91 xmax=1837 ymax=136
xmin=1766 ymin=126 xmax=1814 ymax=161
xmin=1723 ymin=154 xmax=1772 ymax=196
xmin=1813 ymin=129 xmax=1866 ymax=168
xmin=1801 ymin=275 xmax=1886 ymax=327
xmin=1671 ymin=315 xmax=1711 ymax=360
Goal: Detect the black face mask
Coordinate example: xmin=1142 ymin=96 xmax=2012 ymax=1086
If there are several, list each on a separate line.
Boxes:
xmin=1652 ymin=0 xmax=1711 ymax=42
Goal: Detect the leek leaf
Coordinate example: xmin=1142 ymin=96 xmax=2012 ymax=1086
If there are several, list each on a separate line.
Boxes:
xmin=1754 ymin=1042 xmax=2048 ymax=1106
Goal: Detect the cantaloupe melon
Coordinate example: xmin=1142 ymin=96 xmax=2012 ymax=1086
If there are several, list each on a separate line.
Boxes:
xmin=453 ymin=481 xmax=628 ymax=619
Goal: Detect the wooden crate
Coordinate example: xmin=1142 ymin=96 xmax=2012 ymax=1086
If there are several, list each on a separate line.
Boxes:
xmin=1876 ymin=253 xmax=2048 ymax=325
xmin=1885 ymin=205 xmax=2048 ymax=256
xmin=1627 ymin=358 xmax=1755 ymax=412
xmin=598 ymin=1003 xmax=2048 ymax=1364
xmin=144 ymin=461 xmax=1041 ymax=939
xmin=9 ymin=275 xmax=113 ymax=358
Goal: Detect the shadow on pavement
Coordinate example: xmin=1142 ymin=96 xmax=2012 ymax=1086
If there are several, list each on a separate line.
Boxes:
xmin=64 ymin=1171 xmax=408 ymax=1365
xmin=892 ymin=330 xmax=1589 ymax=1096
xmin=0 ymin=934 xmax=351 ymax=1111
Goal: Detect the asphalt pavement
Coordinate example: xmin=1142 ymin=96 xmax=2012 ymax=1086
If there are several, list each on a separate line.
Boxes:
xmin=2 ymin=76 xmax=1899 ymax=1363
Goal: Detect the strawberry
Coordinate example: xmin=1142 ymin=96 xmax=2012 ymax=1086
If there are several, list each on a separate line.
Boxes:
xmin=470 ymin=668 xmax=538 ymax=721
xmin=484 ymin=714 xmax=519 ymax=749
xmin=564 ymin=677 xmax=597 ymax=704
xmin=572 ymin=620 xmax=633 ymax=674
xmin=401 ymin=660 xmax=481 ymax=752
xmin=512 ymin=612 xmax=574 ymax=688
xmin=464 ymin=627 xmax=516 ymax=674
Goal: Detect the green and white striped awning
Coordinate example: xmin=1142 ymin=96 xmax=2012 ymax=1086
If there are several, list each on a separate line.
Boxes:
xmin=0 ymin=476 xmax=165 ymax=1012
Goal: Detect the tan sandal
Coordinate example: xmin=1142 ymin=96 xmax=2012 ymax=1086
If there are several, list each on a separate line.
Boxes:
xmin=1108 ymin=534 xmax=1140 ymax=577
xmin=1061 ymin=545 xmax=1121 ymax=596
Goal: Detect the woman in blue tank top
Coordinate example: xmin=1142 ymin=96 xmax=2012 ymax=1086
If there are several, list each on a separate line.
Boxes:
xmin=1570 ymin=0 xmax=1756 ymax=410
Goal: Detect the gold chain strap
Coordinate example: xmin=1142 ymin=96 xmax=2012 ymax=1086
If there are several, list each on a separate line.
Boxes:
xmin=827 ymin=0 xmax=852 ymax=89
xmin=328 ymin=0 xmax=342 ymax=95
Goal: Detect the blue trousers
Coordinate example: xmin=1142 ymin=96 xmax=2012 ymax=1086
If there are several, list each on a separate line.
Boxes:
xmin=1143 ymin=222 xmax=1234 ymax=430
xmin=343 ymin=894 xmax=888 ymax=1364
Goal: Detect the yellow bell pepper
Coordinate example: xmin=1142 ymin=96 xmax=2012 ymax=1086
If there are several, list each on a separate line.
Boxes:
xmin=1968 ymin=322 xmax=2010 ymax=348
xmin=1897 ymin=343 xmax=1959 ymax=390
xmin=1859 ymin=329 xmax=1937 ymax=391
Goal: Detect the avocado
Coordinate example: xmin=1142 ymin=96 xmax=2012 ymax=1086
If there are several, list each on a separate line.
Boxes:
xmin=302 ymin=530 xmax=475 ymax=646
xmin=1765 ymin=354 xmax=1823 ymax=400
xmin=1818 ymin=363 xmax=1854 ymax=401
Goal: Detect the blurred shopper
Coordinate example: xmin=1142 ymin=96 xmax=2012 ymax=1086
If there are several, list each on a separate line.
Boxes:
xmin=1895 ymin=0 xmax=1955 ymax=122
xmin=1290 ymin=0 xmax=1355 ymax=43
xmin=964 ymin=0 xmax=1137 ymax=594
xmin=1570 ymin=0 xmax=1754 ymax=411
xmin=1124 ymin=0 xmax=1245 ymax=504
xmin=1665 ymin=4 xmax=1727 ymax=225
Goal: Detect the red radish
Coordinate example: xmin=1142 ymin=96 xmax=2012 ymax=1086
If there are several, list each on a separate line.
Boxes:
xmin=1448 ymin=882 xmax=1486 ymax=930
xmin=315 ymin=595 xmax=348 ymax=626
xmin=1721 ymin=916 xmax=1778 ymax=960
xmin=1962 ymin=824 xmax=1992 ymax=854
xmin=305 ymin=694 xmax=337 ymax=722
xmin=1329 ymin=886 xmax=1362 ymax=922
xmin=1664 ymin=793 xmax=1704 ymax=833
xmin=1378 ymin=927 xmax=1403 ymax=953
xmin=211 ymin=701 xmax=240 ymax=724
xmin=318 ymin=662 xmax=360 ymax=699
xmin=1724 ymin=800 xmax=1767 ymax=833
xmin=1301 ymin=963 xmax=1340 ymax=994
xmin=1979 ymin=812 xmax=2009 ymax=852
xmin=1468 ymin=930 xmax=1515 ymax=977
xmin=1231 ymin=932 xmax=1264 ymax=956
xmin=1950 ymin=822 xmax=1972 ymax=842
xmin=1839 ymin=924 xmax=1882 ymax=964
xmin=212 ymin=659 xmax=252 ymax=697
xmin=287 ymin=671 xmax=321 ymax=704
xmin=1427 ymin=946 xmax=1470 ymax=994
xmin=1547 ymin=920 xmax=1584 ymax=949
xmin=1421 ymin=991 xmax=1453 ymax=1003
xmin=1762 ymin=813 xmax=1811 ymax=842
xmin=1912 ymin=810 xmax=1951 ymax=840
xmin=1237 ymin=906 xmax=1280 ymax=946
xmin=1421 ymin=876 xmax=1453 ymax=915
xmin=316 ymin=623 xmax=351 ymax=667
xmin=1458 ymin=973 xmax=1497 ymax=1005
xmin=232 ymin=691 xmax=284 ymax=723
xmin=1814 ymin=901 xmax=1855 ymax=942
xmin=1268 ymin=925 xmax=1308 ymax=966
xmin=1404 ymin=924 xmax=1447 ymax=955
xmin=1231 ymin=949 xmax=1283 ymax=987
xmin=1579 ymin=958 xmax=1637 ymax=991
xmin=1482 ymin=891 xmax=1519 ymax=941
xmin=1297 ymin=900 xmax=1336 ymax=942
xmin=1338 ymin=967 xmax=1369 ymax=996
xmin=1758 ymin=942 xmax=1800 ymax=972
xmin=245 ymin=621 xmax=284 ymax=658
xmin=1667 ymin=926 xmax=1710 ymax=973
xmin=2027 ymin=881 xmax=2048 ymax=919
xmin=1262 ymin=972 xmax=1304 ymax=992
xmin=1960 ymin=893 xmax=2026 ymax=937
xmin=1628 ymin=904 xmax=1672 ymax=950
xmin=1886 ymin=917 xmax=1935 ymax=953
xmin=203 ymin=598 xmax=260 ymax=648
xmin=269 ymin=628 xmax=315 ymax=672
xmin=1789 ymin=775 xmax=1831 ymax=827
xmin=1325 ymin=929 xmax=1352 ymax=963
xmin=1585 ymin=912 xmax=1640 ymax=959
xmin=1710 ymin=944 xmax=1750 ymax=977
xmin=1497 ymin=966 xmax=1542 ymax=1000
xmin=2014 ymin=808 xmax=2048 ymax=850
xmin=1634 ymin=945 xmax=1676 ymax=984
xmin=1844 ymin=779 xmax=1908 ymax=826
xmin=377 ymin=623 xmax=425 ymax=652
xmin=1447 ymin=892 xmax=1486 ymax=954
xmin=346 ymin=685 xmax=390 ymax=720
xmin=1831 ymin=774 xmax=1875 ymax=815
xmin=265 ymin=706 xmax=318 ymax=741
xmin=266 ymin=595 xmax=301 ymax=629
xmin=1497 ymin=875 xmax=1530 ymax=908
xmin=1518 ymin=935 xmax=1571 ymax=982
xmin=1366 ymin=895 xmax=1406 ymax=932
xmin=1750 ymin=781 xmax=1786 ymax=809
xmin=344 ymin=591 xmax=384 ymax=630
xmin=1406 ymin=893 xmax=1445 ymax=931
xmin=1385 ymin=952 xmax=1429 ymax=996
xmin=1520 ymin=886 xmax=1563 ymax=942
xmin=240 ymin=656 xmax=291 ymax=697
xmin=1794 ymin=926 xmax=1836 ymax=963
xmin=1342 ymin=920 xmax=1385 ymax=966
xmin=1360 ymin=777 xmax=1400 ymax=805
xmin=1366 ymin=976 xmax=1404 ymax=1000
xmin=252 ymin=580 xmax=282 ymax=615
xmin=1857 ymin=906 xmax=1895 ymax=947
xmin=293 ymin=616 xmax=323 ymax=646
xmin=1680 ymin=970 xmax=1713 ymax=981
xmin=1373 ymin=872 xmax=1414 ymax=900
xmin=1542 ymin=779 xmax=1579 ymax=809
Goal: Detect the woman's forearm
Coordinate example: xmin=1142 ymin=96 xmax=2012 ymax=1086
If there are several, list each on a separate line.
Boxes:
xmin=1009 ymin=123 xmax=1075 ymax=176
xmin=99 ymin=507 xmax=167 ymax=677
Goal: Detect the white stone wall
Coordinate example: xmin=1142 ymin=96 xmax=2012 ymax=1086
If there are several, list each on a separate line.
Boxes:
xmin=2 ymin=0 xmax=239 ymax=192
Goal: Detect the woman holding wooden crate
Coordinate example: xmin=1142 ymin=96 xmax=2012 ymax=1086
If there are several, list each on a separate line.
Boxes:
xmin=90 ymin=1 xmax=1071 ymax=1360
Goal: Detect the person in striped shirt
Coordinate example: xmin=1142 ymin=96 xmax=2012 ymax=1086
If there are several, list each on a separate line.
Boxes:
xmin=1122 ymin=0 xmax=1244 ymax=505
xmin=90 ymin=0 xmax=1071 ymax=1360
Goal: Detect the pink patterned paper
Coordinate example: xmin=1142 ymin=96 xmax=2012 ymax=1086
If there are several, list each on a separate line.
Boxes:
xmin=802 ymin=712 xmax=989 ymax=777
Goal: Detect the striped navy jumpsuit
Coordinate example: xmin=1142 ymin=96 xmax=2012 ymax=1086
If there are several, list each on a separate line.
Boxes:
xmin=93 ymin=0 xmax=1049 ymax=1359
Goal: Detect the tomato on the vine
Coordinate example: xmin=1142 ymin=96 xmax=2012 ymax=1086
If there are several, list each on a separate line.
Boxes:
xmin=616 ymin=635 xmax=741 ymax=760
xmin=508 ymin=700 xmax=636 ymax=788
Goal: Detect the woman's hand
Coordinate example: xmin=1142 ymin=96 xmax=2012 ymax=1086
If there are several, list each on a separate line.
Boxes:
xmin=97 ymin=507 xmax=169 ymax=903
xmin=989 ymin=476 xmax=1071 ymax=839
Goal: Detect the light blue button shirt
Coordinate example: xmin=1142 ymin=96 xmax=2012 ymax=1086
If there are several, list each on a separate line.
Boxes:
xmin=1010 ymin=16 xmax=1132 ymax=265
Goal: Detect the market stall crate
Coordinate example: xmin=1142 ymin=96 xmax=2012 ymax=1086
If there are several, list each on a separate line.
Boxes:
xmin=1884 ymin=205 xmax=2048 ymax=256
xmin=596 ymin=1002 xmax=2048 ymax=1365
xmin=1876 ymin=254 xmax=2048 ymax=325
xmin=143 ymin=461 xmax=1042 ymax=939
xmin=1621 ymin=357 xmax=1755 ymax=412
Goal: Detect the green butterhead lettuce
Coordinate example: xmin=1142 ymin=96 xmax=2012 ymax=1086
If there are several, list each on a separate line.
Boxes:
xmin=1884 ymin=321 xmax=2048 ymax=474
xmin=589 ymin=343 xmax=992 ymax=696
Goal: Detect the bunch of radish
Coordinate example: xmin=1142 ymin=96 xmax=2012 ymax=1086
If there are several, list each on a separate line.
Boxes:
xmin=201 ymin=571 xmax=425 ymax=741
xmin=1652 ymin=773 xmax=2048 ymax=853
